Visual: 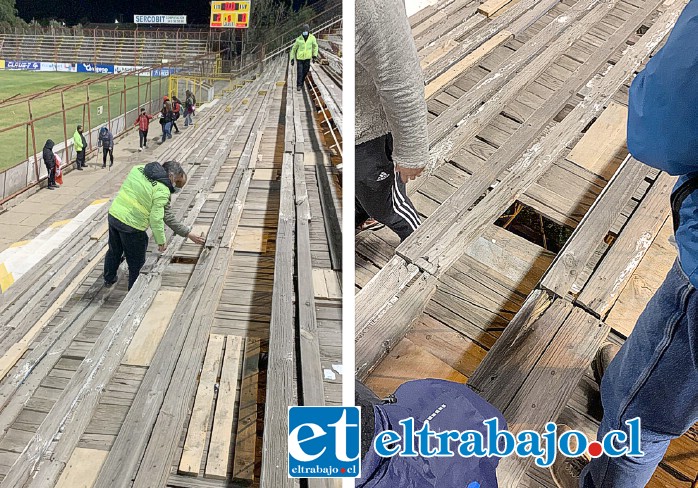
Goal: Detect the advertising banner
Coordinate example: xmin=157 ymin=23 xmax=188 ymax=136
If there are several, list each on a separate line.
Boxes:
xmin=39 ymin=62 xmax=76 ymax=72
xmin=114 ymin=65 xmax=145 ymax=74
xmin=210 ymin=1 xmax=250 ymax=28
xmin=0 ymin=60 xmax=4 ymax=70
xmin=77 ymin=63 xmax=114 ymax=74
xmin=134 ymin=14 xmax=187 ymax=24
xmin=6 ymin=61 xmax=40 ymax=71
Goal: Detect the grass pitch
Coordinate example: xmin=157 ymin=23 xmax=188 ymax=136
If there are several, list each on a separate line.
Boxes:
xmin=0 ymin=71 xmax=168 ymax=171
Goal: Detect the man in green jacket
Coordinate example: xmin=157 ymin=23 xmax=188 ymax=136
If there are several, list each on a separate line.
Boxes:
xmin=73 ymin=125 xmax=87 ymax=170
xmin=103 ymin=160 xmax=205 ymax=290
xmin=290 ymin=23 xmax=318 ymax=91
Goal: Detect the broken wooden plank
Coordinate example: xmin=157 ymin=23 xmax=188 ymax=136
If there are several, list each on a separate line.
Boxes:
xmin=232 ymin=338 xmax=260 ymax=485
xmin=179 ymin=334 xmax=226 ymax=476
xmin=605 ymin=218 xmax=676 ymax=336
xmin=205 ymin=335 xmax=244 ymax=480
xmin=540 ymin=156 xmax=646 ymax=297
xmin=577 ymin=172 xmax=676 ymax=317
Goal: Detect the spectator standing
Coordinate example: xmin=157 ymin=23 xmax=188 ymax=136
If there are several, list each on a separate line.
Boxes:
xmin=290 ymin=23 xmax=318 ymax=91
xmin=171 ymin=96 xmax=182 ymax=134
xmin=184 ymin=91 xmax=194 ymax=127
xmin=134 ymin=108 xmax=153 ymax=151
xmin=73 ymin=125 xmax=87 ymax=170
xmin=42 ymin=139 xmax=58 ymax=190
xmin=98 ymin=126 xmax=114 ymax=168
xmin=160 ymin=96 xmax=174 ymax=143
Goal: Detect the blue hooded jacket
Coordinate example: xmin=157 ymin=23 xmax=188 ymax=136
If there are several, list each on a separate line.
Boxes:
xmin=357 ymin=379 xmax=504 ymax=488
xmin=627 ymin=0 xmax=698 ymax=287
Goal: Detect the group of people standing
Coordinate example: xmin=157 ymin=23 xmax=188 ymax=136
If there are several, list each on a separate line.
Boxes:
xmin=158 ymin=90 xmax=196 ymax=144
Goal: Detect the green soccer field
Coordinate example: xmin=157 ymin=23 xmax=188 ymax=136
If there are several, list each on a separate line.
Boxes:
xmin=0 ymin=71 xmax=168 ymax=171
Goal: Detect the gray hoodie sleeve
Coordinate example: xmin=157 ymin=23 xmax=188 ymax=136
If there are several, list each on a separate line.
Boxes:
xmin=163 ymin=202 xmax=191 ymax=238
xmin=109 ymin=132 xmax=114 ymax=149
xmin=356 ymin=0 xmax=429 ymax=169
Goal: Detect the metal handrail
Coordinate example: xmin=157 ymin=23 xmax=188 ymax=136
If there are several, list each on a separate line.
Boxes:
xmin=263 ymin=16 xmax=342 ymax=63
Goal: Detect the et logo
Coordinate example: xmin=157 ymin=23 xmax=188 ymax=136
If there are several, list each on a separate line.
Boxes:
xmin=288 ymin=406 xmax=361 ymax=478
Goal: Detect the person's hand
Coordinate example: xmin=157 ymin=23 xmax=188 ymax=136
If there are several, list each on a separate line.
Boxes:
xmin=312 ymin=56 xmax=317 ymax=63
xmin=290 ymin=59 xmax=295 ymax=66
xmin=158 ymin=243 xmax=167 ymax=252
xmin=188 ymin=232 xmax=206 ymax=245
xmin=395 ymin=165 xmax=424 ymax=183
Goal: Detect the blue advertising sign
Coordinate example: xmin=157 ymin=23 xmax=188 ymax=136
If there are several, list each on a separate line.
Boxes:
xmin=7 ymin=60 xmax=40 ymax=71
xmin=77 ymin=63 xmax=114 ymax=74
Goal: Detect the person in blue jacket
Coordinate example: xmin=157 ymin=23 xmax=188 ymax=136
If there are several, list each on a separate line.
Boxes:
xmin=550 ymin=3 xmax=698 ymax=487
xmin=356 ymin=379 xmax=504 ymax=487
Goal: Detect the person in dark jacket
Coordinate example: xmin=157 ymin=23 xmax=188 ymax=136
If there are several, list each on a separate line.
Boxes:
xmin=356 ymin=379 xmax=504 ymax=487
xmin=160 ymin=97 xmax=174 ymax=143
xmin=550 ymin=3 xmax=698 ymax=487
xmin=171 ymin=96 xmax=182 ymax=134
xmin=184 ymin=91 xmax=194 ymax=127
xmin=98 ymin=126 xmax=114 ymax=168
xmin=104 ymin=160 xmax=206 ymax=290
xmin=42 ymin=139 xmax=58 ymax=190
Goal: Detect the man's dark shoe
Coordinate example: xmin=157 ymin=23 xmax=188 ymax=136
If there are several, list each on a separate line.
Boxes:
xmin=104 ymin=280 xmax=117 ymax=288
xmin=76 ymin=165 xmax=83 ymax=170
xmin=297 ymin=86 xmax=302 ymax=91
xmin=47 ymin=185 xmax=56 ymax=190
xmin=592 ymin=343 xmax=621 ymax=385
xmin=549 ymin=425 xmax=591 ymax=488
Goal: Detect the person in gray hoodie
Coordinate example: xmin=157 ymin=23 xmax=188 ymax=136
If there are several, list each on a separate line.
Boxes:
xmin=42 ymin=139 xmax=58 ymax=190
xmin=355 ymin=0 xmax=429 ymax=241
xmin=98 ymin=126 xmax=114 ymax=168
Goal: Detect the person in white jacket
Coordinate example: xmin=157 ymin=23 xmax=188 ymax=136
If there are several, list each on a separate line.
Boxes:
xmin=355 ymin=0 xmax=429 ymax=241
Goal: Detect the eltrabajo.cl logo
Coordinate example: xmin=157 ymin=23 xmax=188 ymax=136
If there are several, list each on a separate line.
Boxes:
xmin=288 ymin=406 xmax=361 ymax=478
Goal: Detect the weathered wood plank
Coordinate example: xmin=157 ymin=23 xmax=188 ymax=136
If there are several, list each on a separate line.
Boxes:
xmin=205 ymin=335 xmax=244 ymax=480
xmin=231 ymin=338 xmax=260 ymax=485
xmin=55 ymin=448 xmax=108 ymax=488
xmin=122 ymin=289 xmax=184 ymax=367
xmin=540 ymin=155 xmax=647 ymax=296
xmin=179 ymin=334 xmax=226 ymax=476
xmin=567 ymin=101 xmax=628 ymax=180
xmin=425 ymin=30 xmax=513 ymax=99
xmin=577 ymin=172 xmax=676 ymax=316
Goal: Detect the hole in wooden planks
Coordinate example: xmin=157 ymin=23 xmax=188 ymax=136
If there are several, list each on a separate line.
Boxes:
xmin=495 ymin=201 xmax=574 ymax=253
xmin=554 ymin=103 xmax=576 ymax=123
xmin=637 ymin=25 xmax=649 ymax=35
xmin=171 ymin=256 xmax=200 ymax=265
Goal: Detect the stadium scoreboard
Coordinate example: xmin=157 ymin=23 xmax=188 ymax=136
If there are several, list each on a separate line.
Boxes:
xmin=210 ymin=1 xmax=250 ymax=28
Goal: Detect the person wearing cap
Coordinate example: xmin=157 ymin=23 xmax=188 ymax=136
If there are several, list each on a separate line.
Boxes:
xmin=355 ymin=379 xmax=504 ymax=487
xmin=73 ymin=125 xmax=87 ymax=170
xmin=104 ymin=160 xmax=206 ymax=290
xmin=355 ymin=0 xmax=428 ymax=242
xmin=290 ymin=23 xmax=318 ymax=91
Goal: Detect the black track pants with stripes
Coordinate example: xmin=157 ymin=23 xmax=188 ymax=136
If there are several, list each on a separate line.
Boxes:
xmin=355 ymin=133 xmax=421 ymax=242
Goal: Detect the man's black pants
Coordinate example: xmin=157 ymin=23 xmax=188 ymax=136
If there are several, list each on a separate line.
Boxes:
xmin=76 ymin=150 xmax=85 ymax=167
xmin=44 ymin=163 xmax=56 ymax=187
xmin=102 ymin=147 xmax=113 ymax=166
xmin=139 ymin=130 xmax=148 ymax=148
xmin=296 ymin=59 xmax=311 ymax=89
xmin=355 ymin=133 xmax=421 ymax=242
xmin=104 ymin=214 xmax=148 ymax=290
